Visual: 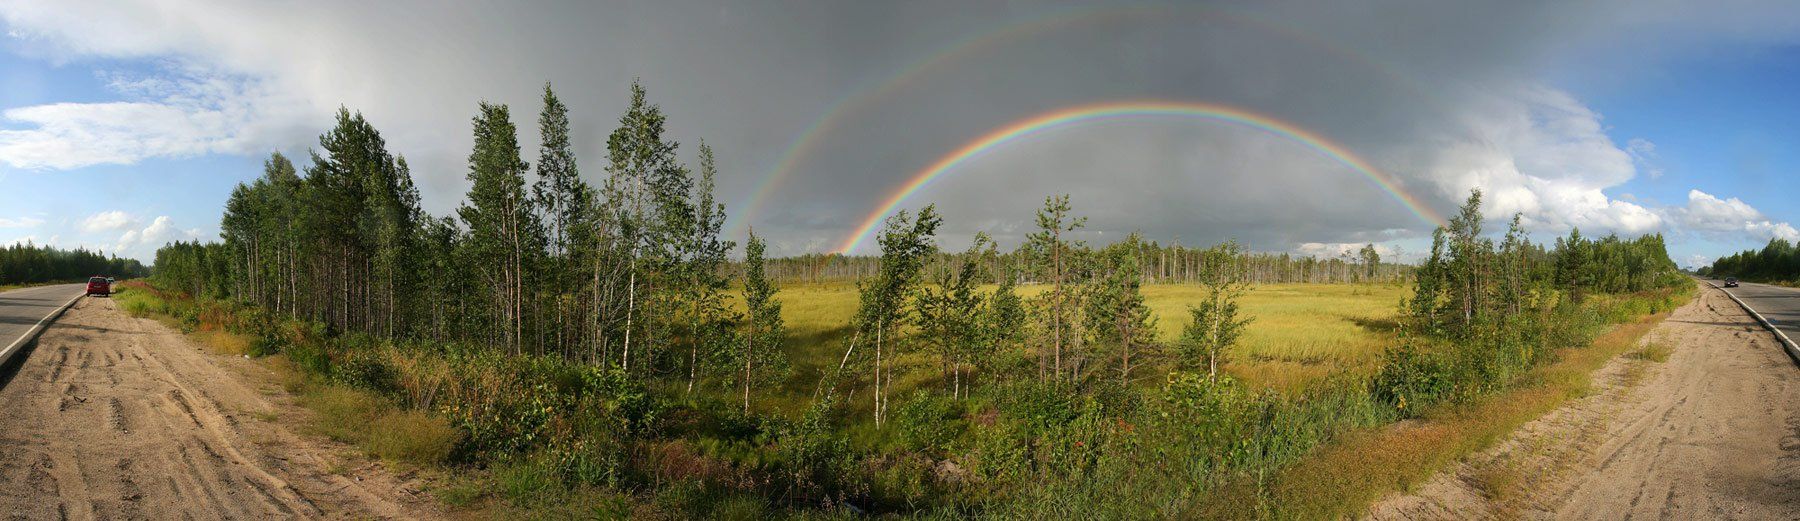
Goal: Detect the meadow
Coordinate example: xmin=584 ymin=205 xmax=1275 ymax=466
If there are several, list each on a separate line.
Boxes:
xmin=750 ymin=281 xmax=1408 ymax=415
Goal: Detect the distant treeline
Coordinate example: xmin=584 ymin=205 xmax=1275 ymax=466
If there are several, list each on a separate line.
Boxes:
xmin=1697 ymin=238 xmax=1800 ymax=283
xmin=760 ymin=243 xmax=1409 ymax=285
xmin=0 ymin=242 xmax=149 ymax=285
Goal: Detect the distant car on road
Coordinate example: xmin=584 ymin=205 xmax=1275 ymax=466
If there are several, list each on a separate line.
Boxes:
xmin=1724 ymin=277 xmax=1739 ymax=288
xmin=86 ymin=276 xmax=111 ymax=297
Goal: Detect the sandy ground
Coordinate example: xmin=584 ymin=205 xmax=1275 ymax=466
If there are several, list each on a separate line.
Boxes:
xmin=1367 ymin=287 xmax=1800 ymax=520
xmin=0 ymin=297 xmax=442 ymax=520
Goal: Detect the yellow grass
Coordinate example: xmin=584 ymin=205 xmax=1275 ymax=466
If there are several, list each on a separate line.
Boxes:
xmin=750 ymin=281 xmax=1405 ymax=408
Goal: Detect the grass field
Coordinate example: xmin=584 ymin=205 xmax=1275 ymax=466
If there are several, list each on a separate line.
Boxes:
xmin=751 ymin=281 xmax=1407 ymax=412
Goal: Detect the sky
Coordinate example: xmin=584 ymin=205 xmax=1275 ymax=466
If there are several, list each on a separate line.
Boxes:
xmin=0 ymin=1 xmax=1796 ymax=269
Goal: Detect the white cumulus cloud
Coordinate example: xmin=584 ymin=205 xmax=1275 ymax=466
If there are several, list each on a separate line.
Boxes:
xmin=1673 ymin=189 xmax=1799 ymax=242
xmin=113 ymin=215 xmax=200 ymax=257
xmin=79 ymin=210 xmax=135 ymax=232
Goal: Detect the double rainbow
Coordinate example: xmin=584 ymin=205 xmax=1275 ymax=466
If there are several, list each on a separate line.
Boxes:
xmin=835 ymin=100 xmax=1444 ymax=254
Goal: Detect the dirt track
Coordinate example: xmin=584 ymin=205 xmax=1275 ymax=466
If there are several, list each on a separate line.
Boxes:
xmin=1368 ymin=286 xmax=1800 ymax=519
xmin=0 ymin=297 xmax=440 ymax=519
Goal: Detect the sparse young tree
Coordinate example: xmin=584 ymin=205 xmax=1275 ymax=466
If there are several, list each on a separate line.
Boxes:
xmin=846 ymin=206 xmax=940 ymax=427
xmin=735 ymin=229 xmax=787 ymax=412
xmin=1025 ymin=195 xmax=1085 ymax=381
xmin=684 ymin=143 xmax=733 ymax=392
xmin=918 ymin=234 xmax=990 ymax=399
xmin=1177 ymin=241 xmax=1252 ymax=378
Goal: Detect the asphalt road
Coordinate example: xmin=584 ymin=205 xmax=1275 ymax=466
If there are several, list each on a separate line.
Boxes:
xmin=1719 ymin=280 xmax=1800 ymax=349
xmin=0 ymin=283 xmax=85 ymax=364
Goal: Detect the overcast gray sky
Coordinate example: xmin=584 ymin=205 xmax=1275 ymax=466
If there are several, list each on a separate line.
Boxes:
xmin=3 ymin=0 xmax=1799 ymax=266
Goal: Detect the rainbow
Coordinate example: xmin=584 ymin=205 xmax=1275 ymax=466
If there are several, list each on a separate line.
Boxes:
xmin=836 ymin=100 xmax=1445 ymax=254
xmin=729 ymin=5 xmax=1434 ymax=236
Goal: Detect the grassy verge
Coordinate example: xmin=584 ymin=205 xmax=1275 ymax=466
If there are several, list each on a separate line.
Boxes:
xmin=1195 ymin=287 xmax=1689 ymax=519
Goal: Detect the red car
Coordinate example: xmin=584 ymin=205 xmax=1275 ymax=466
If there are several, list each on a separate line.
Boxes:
xmin=86 ymin=276 xmax=111 ymax=297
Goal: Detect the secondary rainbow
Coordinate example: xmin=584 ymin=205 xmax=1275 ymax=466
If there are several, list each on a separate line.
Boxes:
xmin=836 ymin=100 xmax=1445 ymax=254
xmin=731 ymin=4 xmax=1437 ymax=236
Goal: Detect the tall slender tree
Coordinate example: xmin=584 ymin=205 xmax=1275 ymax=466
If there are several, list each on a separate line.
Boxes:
xmin=460 ymin=102 xmax=542 ymax=354
xmin=736 ymin=229 xmax=787 ymax=412
xmin=1025 ymin=195 xmax=1085 ymax=381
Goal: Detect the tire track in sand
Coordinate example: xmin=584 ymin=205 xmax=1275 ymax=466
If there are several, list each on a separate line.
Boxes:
xmin=0 ymin=297 xmax=440 ymax=519
xmin=1368 ymin=286 xmax=1800 ymax=520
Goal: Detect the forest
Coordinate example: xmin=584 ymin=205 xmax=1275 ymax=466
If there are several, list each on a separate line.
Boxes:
xmin=1697 ymin=238 xmax=1800 ymax=284
xmin=0 ymin=242 xmax=149 ymax=286
xmin=141 ymin=82 xmax=1688 ymax=517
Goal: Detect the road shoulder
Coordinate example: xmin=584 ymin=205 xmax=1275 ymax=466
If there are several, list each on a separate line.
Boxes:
xmin=1366 ymin=286 xmax=1800 ymax=519
xmin=0 ymin=296 xmax=443 ymax=519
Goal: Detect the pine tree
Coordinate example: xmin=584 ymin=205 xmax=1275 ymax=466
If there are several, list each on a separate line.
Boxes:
xmin=1025 ymin=195 xmax=1085 ymax=381
xmin=1089 ymin=232 xmax=1157 ymax=385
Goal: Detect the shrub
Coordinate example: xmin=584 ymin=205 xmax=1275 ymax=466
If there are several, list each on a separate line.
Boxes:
xmin=301 ymin=385 xmax=386 ymax=443
xmin=366 ymin=409 xmax=462 ymax=464
xmin=892 ymin=390 xmax=963 ymax=453
xmin=334 ymin=350 xmax=399 ymax=394
xmin=1371 ymin=342 xmax=1452 ymax=416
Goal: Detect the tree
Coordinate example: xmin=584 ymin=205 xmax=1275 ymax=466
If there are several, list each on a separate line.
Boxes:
xmin=603 ymin=80 xmax=683 ymax=372
xmin=532 ymin=83 xmax=596 ymax=356
xmin=1177 ymin=241 xmax=1252 ymax=378
xmin=735 ymin=229 xmax=788 ymax=412
xmin=684 ymin=143 xmax=733 ymax=392
xmin=459 ymin=101 xmax=542 ymax=354
xmin=845 ymin=206 xmax=941 ymax=427
xmin=1088 ymin=233 xmax=1157 ymax=385
xmin=981 ymin=254 xmax=1027 ymax=386
xmin=1025 ymin=195 xmax=1085 ymax=381
xmin=918 ymin=234 xmax=990 ymax=399
xmin=1443 ymin=189 xmax=1491 ymax=328
xmin=1358 ymin=243 xmax=1381 ymax=282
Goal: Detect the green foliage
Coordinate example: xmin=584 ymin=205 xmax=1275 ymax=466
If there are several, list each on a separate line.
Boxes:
xmin=891 ymin=390 xmax=964 ymax=453
xmin=0 ymin=242 xmax=147 ymax=285
xmin=1702 ymin=237 xmax=1800 ymax=284
xmin=1176 ymin=241 xmax=1253 ymax=376
xmin=1382 ymin=189 xmax=1686 ymax=417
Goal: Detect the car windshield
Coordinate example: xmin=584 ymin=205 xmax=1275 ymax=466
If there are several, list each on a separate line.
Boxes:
xmin=89 ymin=277 xmax=106 ymax=284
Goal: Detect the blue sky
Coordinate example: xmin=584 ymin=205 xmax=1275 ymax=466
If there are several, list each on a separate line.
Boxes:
xmin=0 ymin=1 xmax=1796 ymax=267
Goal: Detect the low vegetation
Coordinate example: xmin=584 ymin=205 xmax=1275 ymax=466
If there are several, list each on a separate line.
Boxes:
xmin=136 ymin=79 xmax=1689 ymax=517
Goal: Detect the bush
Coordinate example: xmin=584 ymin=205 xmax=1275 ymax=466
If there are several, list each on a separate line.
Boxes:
xmin=334 ymin=350 xmax=399 ymax=394
xmin=892 ymin=390 xmax=963 ymax=453
xmin=366 ymin=409 xmax=462 ymax=464
xmin=301 ymin=385 xmax=386 ymax=443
